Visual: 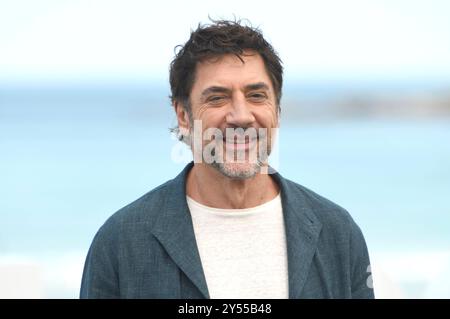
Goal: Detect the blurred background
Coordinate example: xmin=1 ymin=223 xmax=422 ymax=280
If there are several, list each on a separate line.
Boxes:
xmin=1 ymin=0 xmax=450 ymax=298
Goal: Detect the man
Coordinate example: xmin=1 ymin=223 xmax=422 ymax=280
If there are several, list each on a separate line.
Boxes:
xmin=80 ymin=19 xmax=374 ymax=299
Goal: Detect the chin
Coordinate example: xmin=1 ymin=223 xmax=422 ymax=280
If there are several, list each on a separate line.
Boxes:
xmin=211 ymin=161 xmax=260 ymax=179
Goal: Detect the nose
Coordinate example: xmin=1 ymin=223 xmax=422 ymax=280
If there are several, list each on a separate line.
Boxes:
xmin=225 ymin=95 xmax=256 ymax=127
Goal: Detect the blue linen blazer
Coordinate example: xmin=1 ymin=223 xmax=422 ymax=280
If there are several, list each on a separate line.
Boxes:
xmin=80 ymin=162 xmax=374 ymax=299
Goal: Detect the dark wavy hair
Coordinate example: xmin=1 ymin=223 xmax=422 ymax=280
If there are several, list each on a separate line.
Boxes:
xmin=169 ymin=19 xmax=283 ymax=113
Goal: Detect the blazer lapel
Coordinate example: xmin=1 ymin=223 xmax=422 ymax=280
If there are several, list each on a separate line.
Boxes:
xmin=151 ymin=163 xmax=210 ymax=299
xmin=273 ymin=173 xmax=323 ymax=298
xmin=150 ymin=163 xmax=322 ymax=299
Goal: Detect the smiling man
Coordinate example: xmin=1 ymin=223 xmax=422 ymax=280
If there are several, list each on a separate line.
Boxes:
xmin=80 ymin=19 xmax=374 ymax=299
xmin=179 ymin=51 xmax=280 ymax=209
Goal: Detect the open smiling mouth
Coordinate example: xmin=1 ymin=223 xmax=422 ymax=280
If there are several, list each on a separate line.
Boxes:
xmin=223 ymin=136 xmax=259 ymax=151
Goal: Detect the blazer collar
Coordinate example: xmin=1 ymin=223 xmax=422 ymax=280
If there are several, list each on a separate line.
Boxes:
xmin=271 ymin=172 xmax=323 ymax=298
xmin=151 ymin=162 xmax=210 ymax=298
xmin=151 ymin=162 xmax=322 ymax=299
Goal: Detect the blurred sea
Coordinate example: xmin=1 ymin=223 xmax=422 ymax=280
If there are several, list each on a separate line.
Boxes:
xmin=1 ymin=84 xmax=450 ymax=298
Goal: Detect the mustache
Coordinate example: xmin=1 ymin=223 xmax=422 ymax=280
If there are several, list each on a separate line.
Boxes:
xmin=221 ymin=127 xmax=268 ymax=141
xmin=183 ymin=125 xmax=272 ymax=143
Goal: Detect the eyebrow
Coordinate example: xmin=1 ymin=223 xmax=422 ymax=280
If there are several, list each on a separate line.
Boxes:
xmin=200 ymin=82 xmax=270 ymax=99
xmin=244 ymin=82 xmax=270 ymax=92
xmin=201 ymin=86 xmax=231 ymax=99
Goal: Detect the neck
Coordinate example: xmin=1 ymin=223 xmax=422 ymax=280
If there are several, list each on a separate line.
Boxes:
xmin=186 ymin=163 xmax=279 ymax=209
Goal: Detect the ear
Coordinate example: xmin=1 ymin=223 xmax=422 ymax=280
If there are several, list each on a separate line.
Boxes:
xmin=276 ymin=109 xmax=281 ymax=127
xmin=174 ymin=100 xmax=191 ymax=131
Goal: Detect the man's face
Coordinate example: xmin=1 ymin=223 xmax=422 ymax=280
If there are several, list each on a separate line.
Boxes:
xmin=182 ymin=51 xmax=279 ymax=179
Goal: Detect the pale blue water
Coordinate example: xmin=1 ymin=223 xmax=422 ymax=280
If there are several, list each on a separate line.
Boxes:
xmin=1 ymin=86 xmax=450 ymax=258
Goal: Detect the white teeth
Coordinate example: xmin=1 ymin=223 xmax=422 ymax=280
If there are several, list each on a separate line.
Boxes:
xmin=223 ymin=138 xmax=257 ymax=143
xmin=224 ymin=141 xmax=252 ymax=144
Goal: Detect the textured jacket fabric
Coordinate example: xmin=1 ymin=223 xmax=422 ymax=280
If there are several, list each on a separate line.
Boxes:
xmin=80 ymin=162 xmax=374 ymax=299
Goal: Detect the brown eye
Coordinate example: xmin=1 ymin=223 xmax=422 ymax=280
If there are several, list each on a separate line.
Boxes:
xmin=248 ymin=92 xmax=267 ymax=101
xmin=208 ymin=96 xmax=227 ymax=104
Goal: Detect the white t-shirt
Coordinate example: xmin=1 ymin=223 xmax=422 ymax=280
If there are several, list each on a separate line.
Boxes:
xmin=186 ymin=193 xmax=289 ymax=299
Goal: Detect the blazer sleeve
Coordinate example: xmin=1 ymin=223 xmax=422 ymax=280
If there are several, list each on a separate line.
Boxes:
xmin=80 ymin=222 xmax=120 ymax=299
xmin=349 ymin=221 xmax=375 ymax=299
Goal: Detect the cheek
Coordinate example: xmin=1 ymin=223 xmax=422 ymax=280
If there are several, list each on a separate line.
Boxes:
xmin=255 ymin=109 xmax=278 ymax=127
xmin=197 ymin=110 xmax=226 ymax=128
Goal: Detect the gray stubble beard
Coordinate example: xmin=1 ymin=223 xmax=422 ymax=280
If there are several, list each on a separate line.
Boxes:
xmin=183 ymin=119 xmax=274 ymax=179
xmin=208 ymin=134 xmax=271 ymax=180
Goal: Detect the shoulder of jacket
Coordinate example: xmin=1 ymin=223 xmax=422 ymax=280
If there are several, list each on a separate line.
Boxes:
xmin=282 ymin=177 xmax=357 ymax=231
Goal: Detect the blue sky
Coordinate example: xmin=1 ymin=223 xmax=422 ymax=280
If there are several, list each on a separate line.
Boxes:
xmin=1 ymin=0 xmax=450 ymax=84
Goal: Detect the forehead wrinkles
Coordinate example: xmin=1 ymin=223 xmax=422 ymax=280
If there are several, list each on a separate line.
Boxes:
xmin=193 ymin=54 xmax=272 ymax=92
